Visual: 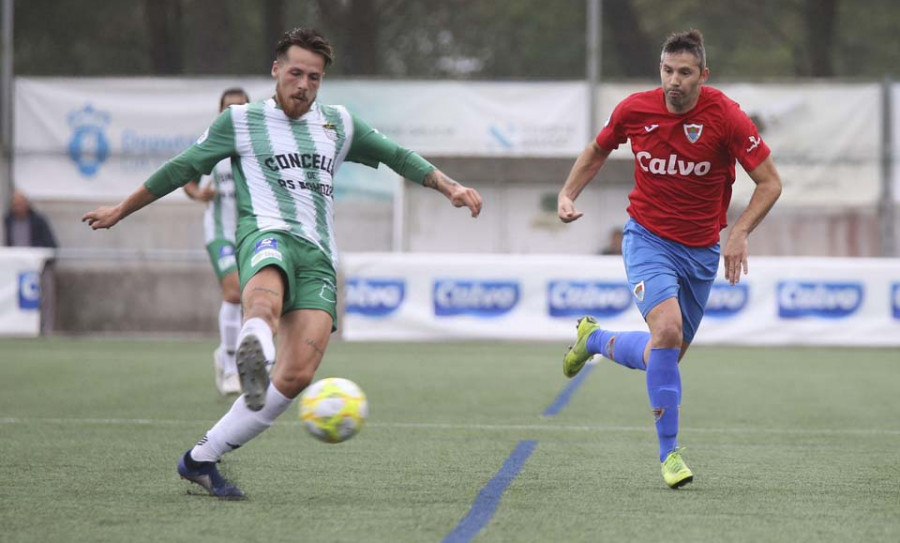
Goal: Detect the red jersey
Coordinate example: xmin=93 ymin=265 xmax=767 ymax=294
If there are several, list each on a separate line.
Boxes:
xmin=596 ymin=86 xmax=770 ymax=247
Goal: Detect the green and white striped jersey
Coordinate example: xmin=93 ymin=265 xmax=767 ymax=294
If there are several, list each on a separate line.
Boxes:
xmin=201 ymin=158 xmax=237 ymax=245
xmin=145 ymin=98 xmax=435 ymax=269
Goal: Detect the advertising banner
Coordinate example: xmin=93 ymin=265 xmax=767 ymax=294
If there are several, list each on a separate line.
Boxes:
xmin=341 ymin=253 xmax=900 ymax=346
xmin=14 ymin=78 xmax=587 ymax=201
xmin=14 ymin=78 xmax=888 ymax=207
xmin=0 ymin=248 xmax=55 ymax=337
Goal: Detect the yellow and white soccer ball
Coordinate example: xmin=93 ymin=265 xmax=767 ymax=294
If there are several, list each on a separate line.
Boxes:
xmin=299 ymin=377 xmax=368 ymax=443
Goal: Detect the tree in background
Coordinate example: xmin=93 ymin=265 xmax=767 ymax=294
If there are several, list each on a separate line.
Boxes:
xmin=10 ymin=0 xmax=898 ymax=79
xmin=145 ymin=0 xmax=184 ymax=74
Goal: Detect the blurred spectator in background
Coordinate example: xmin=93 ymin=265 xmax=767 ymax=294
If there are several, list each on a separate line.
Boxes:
xmin=600 ymin=226 xmax=624 ymax=255
xmin=4 ymin=189 xmax=58 ymax=248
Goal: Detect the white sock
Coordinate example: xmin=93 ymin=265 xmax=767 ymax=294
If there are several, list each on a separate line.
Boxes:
xmin=237 ymin=317 xmax=276 ymax=363
xmin=218 ymin=301 xmax=242 ymax=375
xmin=190 ymin=382 xmax=293 ymax=462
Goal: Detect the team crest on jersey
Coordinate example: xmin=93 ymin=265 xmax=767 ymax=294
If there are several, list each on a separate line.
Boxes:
xmin=323 ymin=122 xmax=338 ymax=142
xmin=683 ymin=123 xmax=703 ymax=144
xmin=632 ymin=280 xmax=645 ymax=302
xmin=319 ymin=278 xmax=337 ymax=303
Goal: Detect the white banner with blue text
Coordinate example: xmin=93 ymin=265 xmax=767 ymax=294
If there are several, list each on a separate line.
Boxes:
xmin=0 ymin=248 xmax=55 ymax=337
xmin=341 ymin=253 xmax=900 ymax=346
xmin=16 ymin=78 xmax=884 ymax=207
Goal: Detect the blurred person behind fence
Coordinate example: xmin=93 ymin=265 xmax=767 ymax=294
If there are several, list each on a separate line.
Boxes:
xmin=4 ymin=189 xmax=58 ymax=248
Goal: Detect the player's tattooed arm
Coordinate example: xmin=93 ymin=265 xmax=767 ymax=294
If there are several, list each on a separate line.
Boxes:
xmin=423 ymin=169 xmax=483 ymax=218
xmin=422 ymin=170 xmax=457 ymax=195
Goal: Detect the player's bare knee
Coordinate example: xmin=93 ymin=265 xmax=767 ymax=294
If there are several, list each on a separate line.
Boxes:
xmin=223 ymin=290 xmax=241 ymax=305
xmin=274 ymin=368 xmax=315 ymax=398
xmin=651 ymin=321 xmax=683 ymax=349
xmin=221 ymin=274 xmax=241 ymax=304
xmin=222 ymin=284 xmax=241 ymax=304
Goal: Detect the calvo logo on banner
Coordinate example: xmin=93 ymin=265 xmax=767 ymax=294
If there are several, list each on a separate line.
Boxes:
xmin=777 ymin=281 xmax=863 ymax=319
xmin=892 ymin=283 xmax=900 ymax=320
xmin=547 ymin=281 xmax=632 ymax=318
xmin=705 ymin=283 xmax=749 ymax=318
xmin=433 ymin=280 xmax=519 ymax=317
xmin=18 ymin=271 xmax=40 ymax=311
xmin=68 ymin=104 xmax=111 ymax=177
xmin=345 ymin=278 xmax=406 ymax=317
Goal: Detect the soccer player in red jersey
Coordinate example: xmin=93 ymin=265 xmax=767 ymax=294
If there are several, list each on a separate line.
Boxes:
xmin=557 ymin=29 xmax=782 ymax=488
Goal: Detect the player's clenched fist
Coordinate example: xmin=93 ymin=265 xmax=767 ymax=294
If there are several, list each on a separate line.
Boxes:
xmin=557 ymin=195 xmax=583 ymax=223
xmin=449 ymin=185 xmax=483 ymax=218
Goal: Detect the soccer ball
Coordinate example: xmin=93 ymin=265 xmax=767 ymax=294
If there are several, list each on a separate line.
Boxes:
xmin=299 ymin=378 xmax=368 ymax=443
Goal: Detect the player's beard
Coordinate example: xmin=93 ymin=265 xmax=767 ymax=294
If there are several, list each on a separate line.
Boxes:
xmin=277 ymin=89 xmax=311 ymax=118
xmin=665 ymin=86 xmax=696 ymax=113
xmin=665 ymin=87 xmax=685 ymax=108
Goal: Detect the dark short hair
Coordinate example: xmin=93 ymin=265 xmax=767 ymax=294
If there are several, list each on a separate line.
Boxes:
xmin=219 ymin=87 xmax=249 ymax=110
xmin=661 ymin=29 xmax=706 ymax=70
xmin=275 ymin=27 xmax=334 ymax=68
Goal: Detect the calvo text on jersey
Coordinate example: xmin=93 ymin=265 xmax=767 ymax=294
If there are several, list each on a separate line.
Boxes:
xmin=264 ymin=152 xmax=336 ymax=176
xmin=635 ymin=151 xmax=711 ymax=176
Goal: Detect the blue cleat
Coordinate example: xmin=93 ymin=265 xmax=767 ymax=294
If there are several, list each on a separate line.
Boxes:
xmin=177 ymin=451 xmax=245 ymax=499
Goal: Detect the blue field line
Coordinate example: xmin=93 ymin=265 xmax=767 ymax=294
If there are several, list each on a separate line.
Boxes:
xmin=442 ymin=440 xmax=538 ymax=543
xmin=541 ymin=360 xmax=596 ymax=416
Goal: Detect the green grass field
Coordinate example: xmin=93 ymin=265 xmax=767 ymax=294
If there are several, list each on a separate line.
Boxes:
xmin=2 ymin=338 xmax=899 ymax=543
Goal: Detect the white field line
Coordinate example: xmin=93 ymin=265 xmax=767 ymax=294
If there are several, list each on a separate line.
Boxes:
xmin=1 ymin=417 xmax=899 ymax=437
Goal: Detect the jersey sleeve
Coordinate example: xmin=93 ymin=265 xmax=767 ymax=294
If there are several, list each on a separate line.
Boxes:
xmin=143 ymin=109 xmax=237 ymax=197
xmin=344 ymin=113 xmax=436 ymax=185
xmin=595 ymin=99 xmax=630 ymax=151
xmin=726 ymin=103 xmax=770 ymax=173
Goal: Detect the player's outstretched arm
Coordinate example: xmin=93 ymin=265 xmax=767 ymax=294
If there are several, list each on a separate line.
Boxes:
xmin=422 ymin=169 xmax=483 ymax=218
xmin=723 ymin=156 xmax=782 ymax=285
xmin=558 ymin=142 xmax=611 ymax=223
xmin=82 ymin=185 xmax=159 ymax=230
xmin=344 ymin=112 xmax=482 ymax=217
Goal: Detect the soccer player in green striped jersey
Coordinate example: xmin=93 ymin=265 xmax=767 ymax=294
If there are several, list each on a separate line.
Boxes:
xmin=183 ymin=88 xmax=250 ymax=397
xmin=83 ymin=28 xmax=483 ymax=498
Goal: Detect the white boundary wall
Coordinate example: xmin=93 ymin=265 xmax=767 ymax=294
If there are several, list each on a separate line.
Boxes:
xmin=342 ymin=253 xmax=900 ymax=346
xmin=0 ymin=248 xmax=54 ymax=337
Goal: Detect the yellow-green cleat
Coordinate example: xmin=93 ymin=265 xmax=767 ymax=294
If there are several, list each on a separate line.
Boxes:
xmin=562 ymin=316 xmax=602 ymax=378
xmin=661 ymin=449 xmax=693 ymax=489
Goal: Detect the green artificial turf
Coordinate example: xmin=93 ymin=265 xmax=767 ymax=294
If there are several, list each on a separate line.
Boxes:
xmin=1 ymin=338 xmax=898 ymax=542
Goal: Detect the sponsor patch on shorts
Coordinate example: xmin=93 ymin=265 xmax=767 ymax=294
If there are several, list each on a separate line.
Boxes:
xmin=217 ymin=245 xmax=236 ymax=270
xmin=251 ymin=237 xmax=283 ymax=267
xmin=218 ymin=254 xmax=237 ymax=269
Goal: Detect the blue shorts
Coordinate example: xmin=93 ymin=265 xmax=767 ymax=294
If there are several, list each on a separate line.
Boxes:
xmin=621 ymin=218 xmax=719 ymax=344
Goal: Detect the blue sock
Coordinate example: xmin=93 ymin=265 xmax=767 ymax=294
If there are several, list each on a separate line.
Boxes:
xmin=646 ymin=348 xmax=681 ymax=462
xmin=586 ymin=329 xmax=649 ymax=370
